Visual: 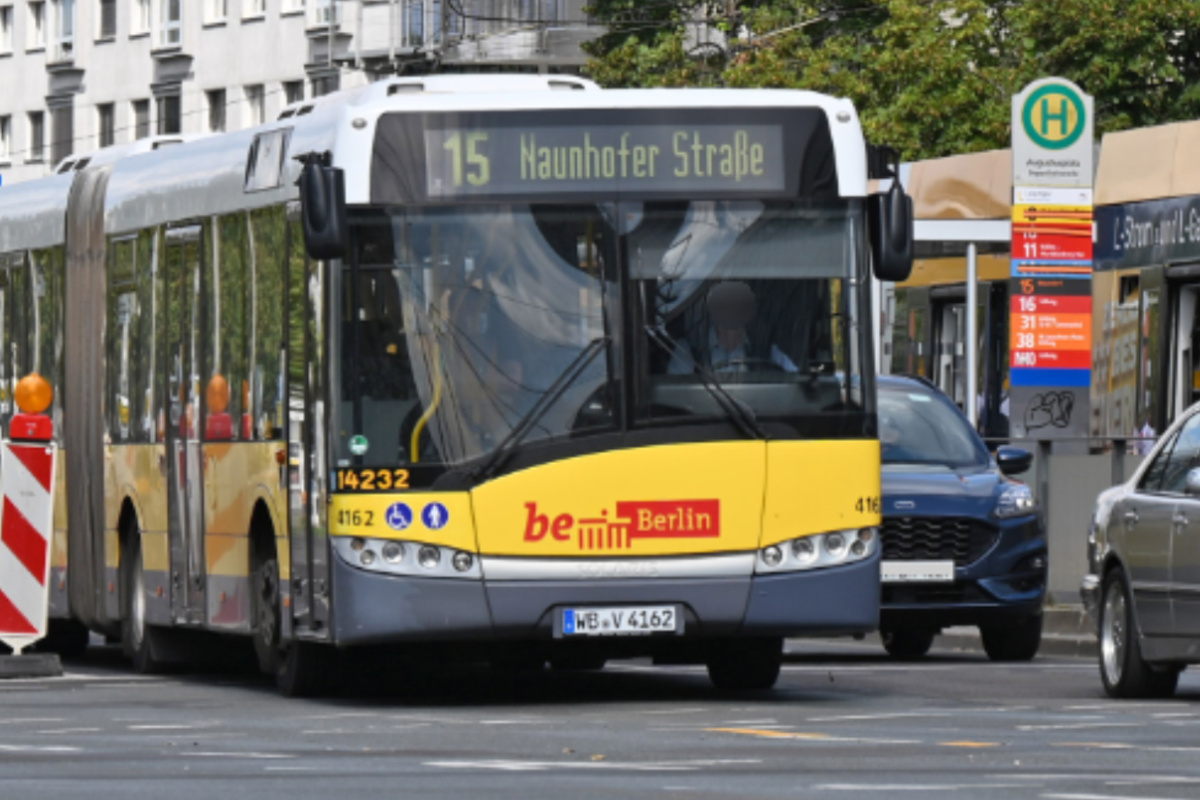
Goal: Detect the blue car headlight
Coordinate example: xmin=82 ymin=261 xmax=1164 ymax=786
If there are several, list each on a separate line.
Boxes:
xmin=994 ymin=484 xmax=1036 ymax=519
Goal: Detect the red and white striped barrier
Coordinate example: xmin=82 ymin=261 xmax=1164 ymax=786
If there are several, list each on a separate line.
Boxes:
xmin=0 ymin=440 xmax=56 ymax=654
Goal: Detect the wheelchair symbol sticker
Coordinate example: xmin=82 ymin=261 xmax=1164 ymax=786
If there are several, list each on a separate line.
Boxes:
xmin=422 ymin=502 xmax=449 ymax=530
xmin=386 ymin=502 xmax=413 ymax=531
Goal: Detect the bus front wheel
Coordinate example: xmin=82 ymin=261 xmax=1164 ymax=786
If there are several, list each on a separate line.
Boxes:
xmin=706 ymin=638 xmax=782 ymax=691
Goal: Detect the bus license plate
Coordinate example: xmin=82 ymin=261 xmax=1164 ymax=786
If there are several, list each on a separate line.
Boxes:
xmin=881 ymin=560 xmax=955 ymax=583
xmin=562 ymin=606 xmax=679 ymax=636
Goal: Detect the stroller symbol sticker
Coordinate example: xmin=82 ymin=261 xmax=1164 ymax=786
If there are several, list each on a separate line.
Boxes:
xmin=422 ymin=502 xmax=449 ymax=530
xmin=386 ymin=503 xmax=413 ymax=531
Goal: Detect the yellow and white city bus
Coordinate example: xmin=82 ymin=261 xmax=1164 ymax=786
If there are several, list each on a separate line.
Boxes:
xmin=0 ymin=75 xmax=911 ymax=694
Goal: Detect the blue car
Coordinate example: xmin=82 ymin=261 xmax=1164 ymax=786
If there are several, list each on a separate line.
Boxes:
xmin=877 ymin=376 xmax=1047 ymax=660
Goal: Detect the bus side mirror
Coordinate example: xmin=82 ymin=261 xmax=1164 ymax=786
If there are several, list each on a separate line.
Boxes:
xmin=299 ymin=157 xmax=348 ymax=261
xmin=868 ymin=179 xmax=914 ymax=283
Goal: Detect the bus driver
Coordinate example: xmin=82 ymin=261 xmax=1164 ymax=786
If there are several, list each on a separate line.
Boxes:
xmin=667 ymin=280 xmax=798 ymax=375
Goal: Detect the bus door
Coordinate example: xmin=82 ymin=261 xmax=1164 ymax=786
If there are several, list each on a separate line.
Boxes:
xmin=889 ymin=286 xmax=931 ymax=377
xmin=163 ymin=226 xmax=207 ymax=623
xmin=1138 ymin=266 xmax=1167 ymax=445
xmin=285 ymin=206 xmax=328 ymax=634
xmin=1167 ymin=265 xmax=1200 ymax=426
xmin=930 ymin=287 xmax=967 ymax=408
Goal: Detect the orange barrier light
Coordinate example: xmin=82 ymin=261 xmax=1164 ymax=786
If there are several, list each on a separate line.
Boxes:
xmin=15 ymin=374 xmax=53 ymax=415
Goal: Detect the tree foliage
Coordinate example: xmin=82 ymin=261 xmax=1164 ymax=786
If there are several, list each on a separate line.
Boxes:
xmin=583 ymin=0 xmax=1200 ymax=160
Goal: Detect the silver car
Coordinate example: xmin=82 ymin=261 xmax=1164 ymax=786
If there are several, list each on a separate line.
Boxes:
xmin=1082 ymin=409 xmax=1200 ymax=698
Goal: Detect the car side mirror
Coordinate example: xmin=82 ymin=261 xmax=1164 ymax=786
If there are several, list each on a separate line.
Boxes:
xmin=996 ymin=446 xmax=1033 ymax=476
xmin=298 ymin=154 xmax=348 ymax=261
xmin=867 ymin=149 xmax=914 ymax=283
xmin=1186 ymin=467 xmax=1200 ymax=496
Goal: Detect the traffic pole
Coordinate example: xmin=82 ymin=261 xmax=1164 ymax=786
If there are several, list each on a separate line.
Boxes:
xmin=0 ymin=375 xmax=63 ymax=678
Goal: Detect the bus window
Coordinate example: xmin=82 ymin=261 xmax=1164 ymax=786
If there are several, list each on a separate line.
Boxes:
xmin=106 ymin=238 xmax=138 ymax=442
xmin=336 ymin=205 xmax=618 ymax=466
xmin=249 ymin=207 xmax=286 ymax=442
xmin=207 ymin=214 xmax=252 ymax=441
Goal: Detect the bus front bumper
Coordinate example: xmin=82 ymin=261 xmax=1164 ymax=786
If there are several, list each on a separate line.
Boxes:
xmin=330 ymin=550 xmax=880 ymax=646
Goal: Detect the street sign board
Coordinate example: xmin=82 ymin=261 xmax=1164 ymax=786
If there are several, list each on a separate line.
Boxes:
xmin=1009 ymin=78 xmax=1095 ymax=439
xmin=1012 ymin=78 xmax=1094 ymax=189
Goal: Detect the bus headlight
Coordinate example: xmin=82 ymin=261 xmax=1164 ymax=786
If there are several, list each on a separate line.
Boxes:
xmin=332 ymin=537 xmax=480 ymax=580
xmin=382 ymin=542 xmax=405 ymax=563
xmin=756 ymin=529 xmax=878 ymax=574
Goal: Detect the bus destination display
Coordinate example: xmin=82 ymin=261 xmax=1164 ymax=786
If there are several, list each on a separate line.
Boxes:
xmin=423 ymin=124 xmax=785 ymax=197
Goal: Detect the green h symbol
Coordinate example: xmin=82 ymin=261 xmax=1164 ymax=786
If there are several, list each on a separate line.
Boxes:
xmin=1039 ymin=96 xmax=1069 ymax=137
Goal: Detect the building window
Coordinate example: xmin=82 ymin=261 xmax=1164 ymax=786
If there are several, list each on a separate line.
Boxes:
xmin=51 ymin=0 xmax=74 ymax=60
xmin=242 ymin=0 xmax=264 ymax=18
xmin=284 ymin=80 xmax=304 ymax=105
xmin=131 ymin=0 xmax=149 ymax=34
xmin=28 ymin=112 xmax=45 ymax=161
xmin=97 ymin=0 xmax=116 ymax=37
xmin=28 ymin=1 xmax=46 ymax=49
xmin=309 ymin=0 xmax=335 ymax=26
xmin=97 ymin=103 xmax=114 ymax=147
xmin=311 ymin=73 xmax=339 ymax=97
xmin=244 ymin=84 xmax=264 ymax=127
xmin=0 ymin=6 xmax=13 ymax=53
xmin=50 ymin=104 xmax=73 ymax=165
xmin=132 ymin=98 xmax=149 ymax=138
xmin=156 ymin=93 xmax=180 ymax=134
xmin=0 ymin=116 xmax=10 ymax=161
xmin=204 ymin=0 xmax=225 ymax=24
xmin=206 ymin=89 xmax=225 ymax=132
xmin=280 ymin=0 xmax=302 ymax=12
xmin=158 ymin=0 xmax=180 ymax=46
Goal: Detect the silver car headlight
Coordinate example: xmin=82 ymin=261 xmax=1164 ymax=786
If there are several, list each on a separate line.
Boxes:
xmin=994 ymin=484 xmax=1036 ymax=519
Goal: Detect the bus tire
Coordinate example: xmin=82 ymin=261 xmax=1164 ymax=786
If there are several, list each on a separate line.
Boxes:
xmin=252 ymin=555 xmax=282 ymax=675
xmin=881 ymin=628 xmax=935 ymax=659
xmin=120 ymin=526 xmax=168 ymax=674
xmin=549 ymin=654 xmax=607 ymax=671
xmin=706 ymin=638 xmax=782 ymax=691
xmin=980 ymin=614 xmax=1042 ymax=662
xmin=276 ymin=640 xmax=333 ymax=698
xmin=40 ymin=619 xmax=91 ymax=659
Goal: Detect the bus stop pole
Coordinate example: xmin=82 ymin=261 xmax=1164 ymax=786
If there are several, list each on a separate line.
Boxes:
xmin=966 ymin=242 xmax=978 ymax=429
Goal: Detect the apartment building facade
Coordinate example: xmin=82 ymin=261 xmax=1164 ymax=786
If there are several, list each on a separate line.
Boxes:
xmin=0 ymin=0 xmax=596 ymax=185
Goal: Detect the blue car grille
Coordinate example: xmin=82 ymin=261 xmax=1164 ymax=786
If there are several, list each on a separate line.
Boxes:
xmin=881 ymin=517 xmax=999 ymax=567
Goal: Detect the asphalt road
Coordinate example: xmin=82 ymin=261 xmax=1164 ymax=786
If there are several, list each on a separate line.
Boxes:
xmin=0 ymin=639 xmax=1198 ymax=800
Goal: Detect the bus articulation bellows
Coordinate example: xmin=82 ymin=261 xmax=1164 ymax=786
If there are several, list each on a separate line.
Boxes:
xmin=0 ymin=74 xmax=912 ymax=694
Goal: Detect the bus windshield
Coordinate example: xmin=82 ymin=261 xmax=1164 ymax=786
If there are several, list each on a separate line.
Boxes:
xmin=336 ymin=200 xmax=867 ymax=467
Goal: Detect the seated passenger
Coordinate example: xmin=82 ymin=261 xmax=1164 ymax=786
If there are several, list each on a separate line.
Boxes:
xmin=667 ymin=280 xmax=798 ymax=375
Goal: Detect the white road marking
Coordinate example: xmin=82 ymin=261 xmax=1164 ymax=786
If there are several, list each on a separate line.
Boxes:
xmin=182 ymin=752 xmax=294 ymax=759
xmin=292 ymin=712 xmax=379 ymax=721
xmin=0 ymin=744 xmax=81 ymax=753
xmin=819 ymin=784 xmax=1032 ymax=791
xmin=128 ymin=723 xmax=219 ymax=730
xmin=479 ymin=720 xmax=539 ymax=725
xmin=1018 ymin=722 xmax=1142 ymax=731
xmin=1043 ymin=794 xmax=1192 ymax=800
xmin=806 ymin=712 xmax=952 ymax=723
xmin=37 ymin=727 xmax=101 ymax=734
xmin=425 ymin=759 xmax=762 ymax=772
xmin=0 ymin=718 xmax=64 ymax=725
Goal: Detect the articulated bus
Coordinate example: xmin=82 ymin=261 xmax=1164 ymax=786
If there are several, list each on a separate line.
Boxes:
xmin=0 ymin=75 xmax=911 ymax=694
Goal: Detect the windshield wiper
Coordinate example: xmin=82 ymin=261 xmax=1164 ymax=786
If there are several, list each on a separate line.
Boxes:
xmin=644 ymin=325 xmax=767 ymax=441
xmin=471 ymin=336 xmax=610 ymax=483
